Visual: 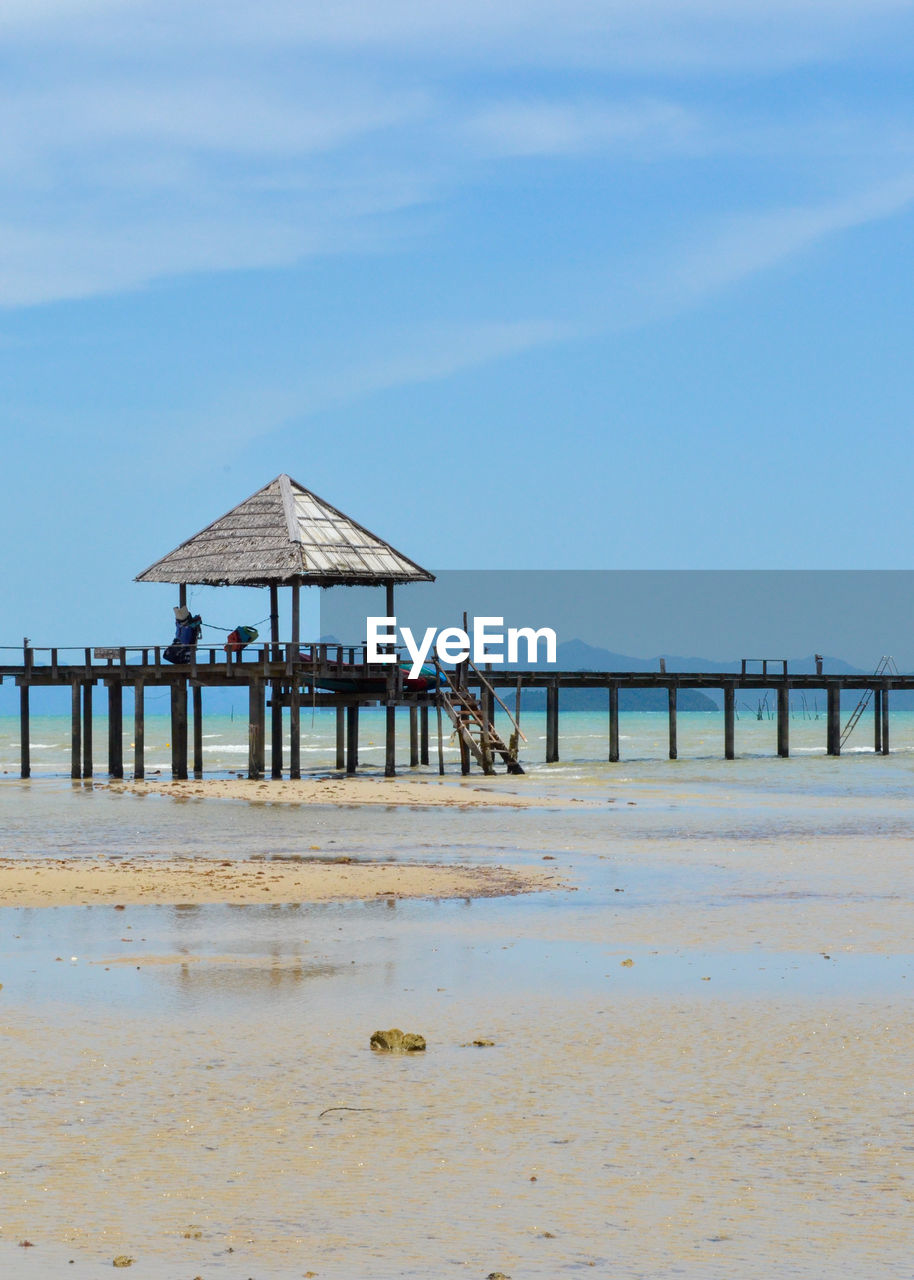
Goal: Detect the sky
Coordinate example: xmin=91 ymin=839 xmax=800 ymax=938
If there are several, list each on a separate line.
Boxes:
xmin=3 ymin=1 xmax=914 ymax=648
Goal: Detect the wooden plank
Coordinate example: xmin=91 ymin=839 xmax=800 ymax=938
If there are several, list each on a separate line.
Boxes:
xmin=82 ymin=681 xmax=93 ymax=778
xmin=134 ymin=679 xmax=145 ymax=780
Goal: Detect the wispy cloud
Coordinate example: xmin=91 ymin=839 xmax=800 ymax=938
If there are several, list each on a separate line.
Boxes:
xmin=464 ymin=98 xmax=698 ymax=158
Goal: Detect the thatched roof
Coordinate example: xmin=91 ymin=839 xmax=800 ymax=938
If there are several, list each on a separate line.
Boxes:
xmin=135 ymin=474 xmax=434 ymax=588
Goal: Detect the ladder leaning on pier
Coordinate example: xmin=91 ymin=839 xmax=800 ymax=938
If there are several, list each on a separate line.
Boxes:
xmin=437 ymin=661 xmax=525 ymax=775
xmin=840 ymin=655 xmax=898 ymax=747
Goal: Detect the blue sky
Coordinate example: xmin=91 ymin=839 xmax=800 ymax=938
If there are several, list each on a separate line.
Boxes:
xmin=3 ymin=1 xmax=914 ymax=645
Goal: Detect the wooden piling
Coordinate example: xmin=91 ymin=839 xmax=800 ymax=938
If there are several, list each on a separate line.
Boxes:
xmin=874 ymin=688 xmax=882 ymax=753
xmin=170 ymin=680 xmax=188 ymax=779
xmin=608 ymin=681 xmax=619 ymax=762
xmin=826 ymin=685 xmax=840 ymax=756
xmin=346 ymin=705 xmax=359 ymax=775
xmin=107 ymin=681 xmax=124 ymax=779
xmin=134 ymin=679 xmax=145 ymax=779
xmin=436 ymin=699 xmax=445 ymax=775
xmin=385 ymin=705 xmax=397 ymax=777
xmin=70 ymin=678 xmax=81 ymax=779
xmin=289 ymin=680 xmax=301 ymax=780
xmin=668 ymin=685 xmax=677 ymax=760
xmin=546 ymin=680 xmax=559 ymax=763
xmin=270 ymin=582 xmax=282 ymax=779
xmin=335 ymin=706 xmax=345 ymax=770
xmin=881 ymin=686 xmax=890 ymax=755
xmin=192 ymin=683 xmax=203 ymax=779
xmin=724 ymin=684 xmax=735 ymax=760
xmin=248 ymin=680 xmax=265 ymax=779
xmin=408 ymin=705 xmax=419 ymax=767
xmin=19 ymin=682 xmax=30 ymax=779
xmin=82 ymin=682 xmax=93 ymax=778
xmin=420 ymin=705 xmax=429 ymax=765
xmin=777 ymin=683 xmax=789 ymax=758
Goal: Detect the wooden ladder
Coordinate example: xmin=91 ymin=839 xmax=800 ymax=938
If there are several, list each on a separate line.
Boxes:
xmin=438 ymin=663 xmax=525 ymax=775
xmin=840 ymin=655 xmax=897 ymax=747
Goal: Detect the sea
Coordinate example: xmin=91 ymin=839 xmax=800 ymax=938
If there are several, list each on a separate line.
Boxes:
xmin=0 ymin=708 xmax=912 ymax=1278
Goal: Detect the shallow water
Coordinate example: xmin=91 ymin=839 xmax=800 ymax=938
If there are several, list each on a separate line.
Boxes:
xmin=1 ymin=760 xmax=912 ymax=1278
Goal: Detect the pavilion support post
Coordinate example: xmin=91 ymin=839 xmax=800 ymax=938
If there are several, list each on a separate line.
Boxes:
xmin=724 ymin=684 xmax=735 ymax=760
xmin=289 ymin=680 xmax=301 ymax=780
xmin=70 ymin=678 xmax=82 ymax=780
xmin=346 ymin=705 xmax=359 ymax=775
xmin=134 ymin=679 xmax=145 ymax=780
xmin=385 ymin=704 xmax=397 ymax=777
xmin=192 ymin=684 xmax=203 ymax=779
xmin=170 ymin=680 xmax=188 ymax=779
xmin=881 ymin=687 xmax=890 ymax=755
xmin=248 ymin=680 xmax=265 ymax=779
xmin=270 ymin=583 xmax=282 ymax=779
xmin=608 ymin=681 xmax=619 ymax=763
xmin=668 ymin=686 xmax=678 ymax=761
xmin=335 ymin=707 xmax=345 ymax=770
xmin=409 ymin=705 xmax=419 ymax=767
xmin=179 ymin=584 xmax=187 ymax=610
xmin=777 ymin=683 xmax=790 ymax=758
xmin=107 ymin=681 xmax=124 ymax=779
xmin=546 ymin=680 xmax=559 ymax=763
xmin=19 ymin=682 xmax=30 ymax=779
xmin=874 ymin=689 xmax=882 ymax=753
xmin=420 ymin=705 xmax=429 ymax=765
xmin=826 ymin=685 xmax=840 ymax=756
xmin=82 ymin=682 xmax=93 ymax=778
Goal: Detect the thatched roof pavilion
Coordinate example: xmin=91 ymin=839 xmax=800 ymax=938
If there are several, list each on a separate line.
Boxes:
xmin=136 ymin=473 xmax=433 ymax=589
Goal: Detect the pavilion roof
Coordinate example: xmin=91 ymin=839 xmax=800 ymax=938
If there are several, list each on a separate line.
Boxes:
xmin=135 ymin=474 xmax=434 ymax=587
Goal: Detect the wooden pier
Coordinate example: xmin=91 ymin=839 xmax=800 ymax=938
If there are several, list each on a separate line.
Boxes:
xmin=1 ymin=644 xmax=904 ymax=780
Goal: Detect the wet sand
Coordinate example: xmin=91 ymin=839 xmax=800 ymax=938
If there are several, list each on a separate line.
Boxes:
xmin=0 ymin=855 xmax=554 ymax=908
xmin=113 ymin=775 xmax=586 ymax=808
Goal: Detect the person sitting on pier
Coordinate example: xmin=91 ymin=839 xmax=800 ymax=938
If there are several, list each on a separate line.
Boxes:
xmin=164 ymin=605 xmax=202 ymax=664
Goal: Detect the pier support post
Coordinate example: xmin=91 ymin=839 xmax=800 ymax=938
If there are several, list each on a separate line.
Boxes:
xmin=289 ymin=681 xmax=301 ymax=780
xmin=724 ymin=684 xmax=735 ymax=760
xmin=70 ymin=678 xmax=82 ymax=779
xmin=170 ymin=680 xmax=187 ymax=779
xmin=107 ymin=681 xmax=124 ymax=779
xmin=668 ymin=686 xmax=677 ymax=760
xmin=409 ymin=705 xmax=418 ymax=768
xmin=270 ymin=582 xmax=282 ymax=779
xmin=192 ymin=684 xmax=203 ymax=779
xmin=248 ymin=680 xmax=265 ymax=779
xmin=608 ymin=681 xmax=620 ymax=763
xmin=420 ymin=705 xmax=429 ymax=765
xmin=134 ymin=679 xmax=145 ymax=780
xmin=82 ymin=682 xmax=93 ymax=778
xmin=346 ymin=705 xmax=359 ymax=775
xmin=385 ymin=705 xmax=397 ymax=777
xmin=19 ymin=682 xmax=30 ymax=779
xmin=826 ymin=685 xmax=840 ymax=756
xmin=335 ymin=706 xmax=345 ymax=770
xmin=436 ymin=700 xmax=445 ymax=775
xmin=874 ymin=689 xmax=882 ymax=753
xmin=777 ymin=684 xmax=790 ymax=758
xmin=881 ymin=686 xmax=890 ymax=755
xmin=546 ymin=680 xmax=559 ymax=763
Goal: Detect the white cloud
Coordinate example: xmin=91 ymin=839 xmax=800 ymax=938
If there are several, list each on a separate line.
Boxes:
xmin=465 ymin=98 xmax=698 ymax=158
